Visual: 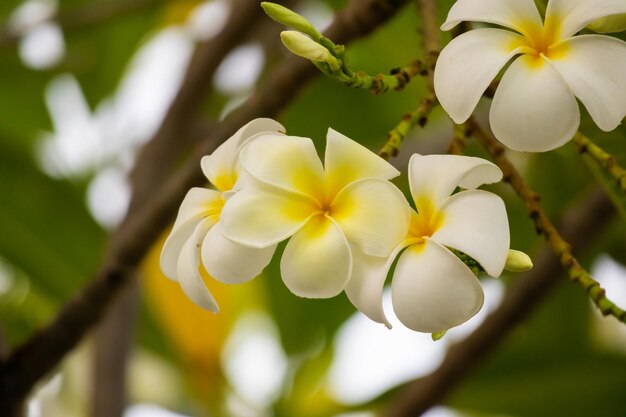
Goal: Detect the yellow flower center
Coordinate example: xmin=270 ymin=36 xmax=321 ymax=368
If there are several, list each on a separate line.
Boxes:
xmin=212 ymin=171 xmax=238 ymax=193
xmin=207 ymin=195 xmax=226 ymax=220
xmin=512 ymin=17 xmax=570 ymax=67
xmin=409 ymin=198 xmax=445 ymax=241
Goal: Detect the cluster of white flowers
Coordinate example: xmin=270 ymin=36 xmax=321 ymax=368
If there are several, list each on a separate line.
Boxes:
xmin=162 ymin=0 xmax=626 ymax=334
xmin=161 ymin=119 xmax=511 ymax=333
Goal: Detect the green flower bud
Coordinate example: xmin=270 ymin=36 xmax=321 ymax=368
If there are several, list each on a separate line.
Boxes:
xmin=261 ymin=2 xmax=322 ymax=40
xmin=431 ymin=331 xmax=447 ymax=341
xmin=280 ymin=31 xmax=340 ymax=72
xmin=587 ymin=13 xmax=626 ymax=33
xmin=504 ymin=249 xmax=533 ymax=272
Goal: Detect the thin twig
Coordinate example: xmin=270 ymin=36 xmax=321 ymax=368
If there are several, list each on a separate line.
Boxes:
xmin=572 ymin=132 xmax=626 ymax=194
xmin=378 ymin=0 xmax=438 ymax=159
xmin=384 ymin=188 xmax=615 ymax=417
xmin=469 ymin=118 xmax=626 ymax=324
xmin=0 ymin=1 xmax=411 ymax=414
xmin=447 ymin=123 xmax=468 ymax=155
xmin=415 ymin=0 xmax=439 ymax=91
xmin=338 ymin=59 xmax=427 ymax=94
xmin=378 ymin=95 xmax=437 ymax=159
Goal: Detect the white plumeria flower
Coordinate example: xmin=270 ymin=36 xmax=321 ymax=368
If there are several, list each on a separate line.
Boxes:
xmin=160 ymin=118 xmax=285 ymax=312
xmin=220 ymin=129 xmax=411 ymax=299
xmin=434 ymin=0 xmax=626 ymax=152
xmin=346 ymin=154 xmax=510 ymax=332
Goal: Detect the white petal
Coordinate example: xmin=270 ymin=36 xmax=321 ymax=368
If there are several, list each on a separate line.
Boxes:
xmin=201 ymin=118 xmax=285 ymax=192
xmin=324 ymin=128 xmax=399 ymax=196
xmin=239 ymin=134 xmax=326 ymax=201
xmin=441 ymin=0 xmax=543 ymax=38
xmin=435 ymin=28 xmax=528 ymax=123
xmin=220 ymin=188 xmax=318 ymax=248
xmin=408 ymin=154 xmax=502 ymax=211
xmin=201 ymin=222 xmax=277 ymax=284
xmin=344 ymin=245 xmax=404 ymax=328
xmin=391 ymin=239 xmax=484 ymax=333
xmin=176 ymin=218 xmax=219 ymax=312
xmin=489 ymin=55 xmax=580 ymax=152
xmin=161 ymin=217 xmax=204 ymax=280
xmin=160 ymin=188 xmax=223 ymax=280
xmin=546 ymin=0 xmax=626 ymax=38
xmin=172 ymin=187 xmax=223 ymax=232
xmin=431 ymin=190 xmax=510 ymax=277
xmin=548 ymin=35 xmax=626 ymax=132
xmin=280 ymin=215 xmax=352 ymax=298
xmin=331 ymin=178 xmax=410 ymax=257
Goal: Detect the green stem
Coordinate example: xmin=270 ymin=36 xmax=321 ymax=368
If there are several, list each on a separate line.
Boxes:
xmin=447 ymin=123 xmax=468 ymax=155
xmin=377 ymin=0 xmax=439 ymax=159
xmin=333 ymin=59 xmax=427 ymax=95
xmin=378 ymin=94 xmax=437 ymax=159
xmin=572 ymin=133 xmax=626 ymax=194
xmin=470 ymin=118 xmax=626 ymax=325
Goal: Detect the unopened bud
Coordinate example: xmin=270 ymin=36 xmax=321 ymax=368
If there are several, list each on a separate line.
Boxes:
xmin=280 ymin=31 xmax=340 ymax=71
xmin=431 ymin=330 xmax=446 ymax=341
xmin=587 ymin=13 xmax=626 ymax=33
xmin=261 ymin=2 xmax=322 ymax=40
xmin=504 ymin=249 xmax=533 ymax=272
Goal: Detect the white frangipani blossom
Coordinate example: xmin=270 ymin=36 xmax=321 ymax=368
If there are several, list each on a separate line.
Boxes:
xmin=220 ymin=129 xmax=411 ymax=299
xmin=434 ymin=0 xmax=626 ymax=152
xmin=346 ymin=154 xmax=510 ymax=333
xmin=159 ymin=118 xmax=285 ymax=312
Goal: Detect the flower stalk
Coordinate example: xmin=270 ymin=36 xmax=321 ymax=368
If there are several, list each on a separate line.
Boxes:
xmin=447 ymin=123 xmax=469 ymax=156
xmin=470 ymin=118 xmax=626 ymax=325
xmin=572 ymin=133 xmax=626 ymax=195
xmin=378 ymin=0 xmax=439 ymax=159
xmin=263 ymin=2 xmax=427 ymax=95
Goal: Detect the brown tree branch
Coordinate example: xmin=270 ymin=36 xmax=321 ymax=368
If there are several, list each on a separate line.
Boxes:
xmin=384 ymin=187 xmax=615 ymax=417
xmin=91 ymin=282 xmax=139 ymax=417
xmin=0 ymin=0 xmax=411 ymax=414
xmin=128 ymin=0 xmax=291 ymax=204
xmin=0 ymin=325 xmax=8 ymax=360
xmin=92 ymin=2 xmax=296 ymax=414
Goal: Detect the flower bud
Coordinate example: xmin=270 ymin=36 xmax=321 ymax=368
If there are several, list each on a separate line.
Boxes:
xmin=261 ymin=2 xmax=322 ymax=40
xmin=280 ymin=31 xmax=340 ymax=71
xmin=504 ymin=249 xmax=533 ymax=272
xmin=587 ymin=13 xmax=626 ymax=33
xmin=431 ymin=330 xmax=446 ymax=341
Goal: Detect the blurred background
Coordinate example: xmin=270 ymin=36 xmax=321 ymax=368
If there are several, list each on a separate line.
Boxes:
xmin=1 ymin=0 xmax=626 ymax=416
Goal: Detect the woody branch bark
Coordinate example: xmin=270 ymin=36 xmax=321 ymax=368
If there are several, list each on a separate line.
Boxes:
xmin=92 ymin=2 xmax=296 ymax=415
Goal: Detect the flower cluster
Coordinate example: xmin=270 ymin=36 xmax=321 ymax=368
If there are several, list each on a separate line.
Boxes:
xmin=434 ymin=0 xmax=626 ymax=152
xmin=161 ymin=119 xmax=513 ymax=333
